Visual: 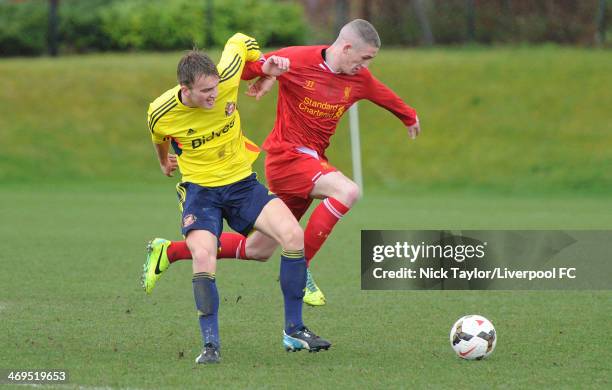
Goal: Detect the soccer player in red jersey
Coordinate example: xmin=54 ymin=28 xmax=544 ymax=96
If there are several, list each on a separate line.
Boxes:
xmin=149 ymin=20 xmax=420 ymax=306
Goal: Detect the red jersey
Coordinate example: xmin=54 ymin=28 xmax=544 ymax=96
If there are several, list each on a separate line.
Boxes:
xmin=243 ymin=45 xmax=418 ymax=157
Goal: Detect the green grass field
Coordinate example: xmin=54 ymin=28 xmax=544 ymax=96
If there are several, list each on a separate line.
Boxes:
xmin=1 ymin=46 xmax=611 ymax=388
xmin=0 ymin=186 xmax=611 ymax=388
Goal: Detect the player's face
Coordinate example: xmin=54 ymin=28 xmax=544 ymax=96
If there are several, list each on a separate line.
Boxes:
xmin=342 ymin=44 xmax=378 ymax=75
xmin=185 ymin=74 xmax=219 ymax=109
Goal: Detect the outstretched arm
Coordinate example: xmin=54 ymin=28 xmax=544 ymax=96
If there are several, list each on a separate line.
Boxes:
xmin=365 ymin=73 xmax=421 ymax=140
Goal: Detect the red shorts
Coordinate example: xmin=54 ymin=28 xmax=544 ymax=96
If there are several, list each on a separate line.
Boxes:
xmin=265 ymin=147 xmax=337 ymax=220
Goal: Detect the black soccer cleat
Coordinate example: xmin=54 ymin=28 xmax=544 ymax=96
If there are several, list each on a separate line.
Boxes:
xmin=283 ymin=327 xmax=332 ymax=352
xmin=195 ymin=343 xmax=221 ymax=364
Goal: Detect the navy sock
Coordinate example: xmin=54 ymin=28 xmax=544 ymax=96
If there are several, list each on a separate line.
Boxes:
xmin=192 ymin=272 xmax=220 ymax=348
xmin=280 ymin=249 xmax=306 ymax=334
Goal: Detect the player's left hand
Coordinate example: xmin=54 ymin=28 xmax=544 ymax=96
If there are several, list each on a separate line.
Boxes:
xmin=246 ymin=76 xmax=276 ymax=100
xmin=407 ymin=121 xmax=421 ymax=140
xmin=261 ymin=55 xmax=290 ymax=77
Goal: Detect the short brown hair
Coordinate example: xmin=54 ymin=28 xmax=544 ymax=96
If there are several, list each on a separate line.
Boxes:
xmin=177 ymin=50 xmax=219 ymax=88
xmin=346 ymin=19 xmax=381 ymax=48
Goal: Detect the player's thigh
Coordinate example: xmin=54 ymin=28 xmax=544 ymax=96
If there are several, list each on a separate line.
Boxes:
xmin=223 ymin=174 xmax=276 ymax=237
xmin=178 ymin=182 xmax=224 ymax=273
xmin=222 ymin=174 xmax=302 ymax=250
xmin=310 ymin=170 xmax=361 ymax=205
xmin=253 ymin=198 xmax=303 ymax=250
xmin=244 ymin=194 xmax=311 ymax=260
xmin=177 ymin=182 xmax=224 ymax=238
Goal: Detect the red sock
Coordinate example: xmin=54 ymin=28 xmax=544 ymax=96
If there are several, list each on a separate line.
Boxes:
xmin=167 ymin=233 xmax=247 ymax=262
xmin=218 ymin=232 xmax=247 ymax=259
xmin=304 ymin=197 xmax=350 ymax=267
xmin=167 ymin=241 xmax=192 ymax=263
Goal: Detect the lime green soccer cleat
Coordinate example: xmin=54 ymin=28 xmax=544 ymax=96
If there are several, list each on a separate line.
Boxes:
xmin=303 ymin=268 xmax=326 ymax=306
xmin=142 ymin=238 xmax=171 ymax=294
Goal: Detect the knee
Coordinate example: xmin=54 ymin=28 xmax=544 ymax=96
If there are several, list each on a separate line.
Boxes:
xmin=337 ymin=181 xmax=361 ymax=207
xmin=188 ymin=243 xmax=215 ymax=264
xmin=279 ymin=223 xmax=304 ymax=251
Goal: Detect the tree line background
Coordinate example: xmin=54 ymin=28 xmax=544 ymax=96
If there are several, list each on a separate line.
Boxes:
xmin=307 ymin=0 xmax=609 ymax=46
xmin=0 ymin=0 xmax=609 ymax=56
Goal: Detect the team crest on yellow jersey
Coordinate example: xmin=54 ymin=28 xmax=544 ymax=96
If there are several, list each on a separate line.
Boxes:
xmin=225 ymin=102 xmax=236 ymax=116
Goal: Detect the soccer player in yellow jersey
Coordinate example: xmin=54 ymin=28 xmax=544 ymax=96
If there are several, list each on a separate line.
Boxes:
xmin=143 ymin=33 xmax=331 ymax=364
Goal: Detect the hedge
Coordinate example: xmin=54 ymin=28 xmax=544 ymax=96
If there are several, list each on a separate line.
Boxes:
xmin=0 ymin=0 xmax=308 ymax=56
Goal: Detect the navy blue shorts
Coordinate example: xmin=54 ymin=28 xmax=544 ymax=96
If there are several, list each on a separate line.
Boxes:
xmin=176 ymin=173 xmax=276 ymax=239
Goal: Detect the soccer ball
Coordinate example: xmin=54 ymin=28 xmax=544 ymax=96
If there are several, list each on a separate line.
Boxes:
xmin=449 ymin=315 xmax=496 ymax=360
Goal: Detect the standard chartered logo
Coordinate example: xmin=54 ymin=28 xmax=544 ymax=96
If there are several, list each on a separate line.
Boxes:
xmin=298 ymin=97 xmax=345 ymax=119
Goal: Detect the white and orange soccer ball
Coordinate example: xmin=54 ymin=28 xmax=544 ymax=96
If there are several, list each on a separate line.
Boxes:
xmin=449 ymin=315 xmax=497 ymax=360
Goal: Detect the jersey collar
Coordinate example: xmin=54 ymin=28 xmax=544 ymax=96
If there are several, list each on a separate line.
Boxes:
xmin=320 ymin=48 xmax=339 ymax=74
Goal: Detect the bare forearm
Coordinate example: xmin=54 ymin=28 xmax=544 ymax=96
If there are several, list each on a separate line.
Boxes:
xmin=154 ymin=141 xmax=170 ymax=165
xmin=153 ymin=141 xmax=178 ymax=177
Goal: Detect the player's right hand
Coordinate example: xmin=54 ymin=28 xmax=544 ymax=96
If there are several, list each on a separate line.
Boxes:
xmin=261 ymin=55 xmax=290 ymax=77
xmin=160 ymin=154 xmax=178 ymax=177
